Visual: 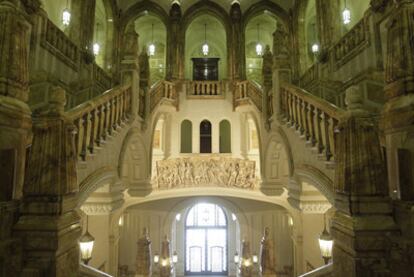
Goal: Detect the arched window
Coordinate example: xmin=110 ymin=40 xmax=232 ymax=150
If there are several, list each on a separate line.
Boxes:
xmin=219 ymin=120 xmax=231 ymax=153
xmin=181 ymin=120 xmax=193 ymax=153
xmin=185 ymin=203 xmax=227 ymax=275
xmin=200 ymin=120 xmax=212 ymax=153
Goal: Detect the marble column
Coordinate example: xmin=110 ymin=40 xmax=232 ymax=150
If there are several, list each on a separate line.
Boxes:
xmin=331 ymin=86 xmax=399 ymax=277
xmin=229 ymin=1 xmax=245 ymax=80
xmin=0 ymin=1 xmax=32 ymax=275
xmin=167 ymin=2 xmax=183 ymax=80
xmin=14 ymin=86 xmax=81 ymax=276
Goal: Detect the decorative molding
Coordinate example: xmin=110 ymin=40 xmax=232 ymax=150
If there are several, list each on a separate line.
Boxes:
xmin=300 ymin=201 xmax=332 ymax=214
xmin=81 ymin=199 xmax=124 ymax=215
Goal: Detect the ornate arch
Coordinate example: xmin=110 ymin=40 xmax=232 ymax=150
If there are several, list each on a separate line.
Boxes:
xmin=120 ymin=1 xmax=170 ymax=33
xmin=242 ymin=0 xmax=290 ymax=30
xmin=77 ymin=166 xmax=119 ymax=206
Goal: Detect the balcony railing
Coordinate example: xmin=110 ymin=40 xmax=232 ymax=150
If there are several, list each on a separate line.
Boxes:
xmin=234 ymin=80 xmax=263 ymax=111
xmin=149 ymin=81 xmax=177 ymax=113
xmin=67 ymin=85 xmax=132 ymax=161
xmin=332 ymin=17 xmax=370 ymax=68
xmin=42 ymin=17 xmax=80 ymax=70
xmin=187 ymin=81 xmax=224 ymax=98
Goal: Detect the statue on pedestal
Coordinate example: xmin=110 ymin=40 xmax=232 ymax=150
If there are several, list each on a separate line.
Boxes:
xmin=260 ymin=227 xmax=277 ymax=277
xmin=160 ymin=235 xmax=172 ymax=277
xmin=135 ymin=228 xmax=151 ymax=277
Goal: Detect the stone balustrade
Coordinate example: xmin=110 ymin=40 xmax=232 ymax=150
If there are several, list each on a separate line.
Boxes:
xmin=280 ymin=83 xmax=343 ymax=162
xmin=42 ymin=17 xmax=80 ymax=69
xmin=187 ymin=81 xmax=224 ymax=98
xmin=67 ymin=85 xmax=132 ymax=161
xmin=93 ymin=63 xmax=112 ymax=90
xmin=300 ymin=63 xmax=319 ymax=89
xmin=79 ymin=263 xmax=113 ymax=277
xmin=332 ymin=17 xmax=369 ymax=68
xmin=149 ymin=80 xmax=177 ymax=113
xmin=298 ymin=264 xmax=333 ymax=277
xmin=234 ymin=80 xmax=263 ymax=111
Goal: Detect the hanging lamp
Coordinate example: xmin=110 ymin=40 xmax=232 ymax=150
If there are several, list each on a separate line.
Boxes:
xmin=202 ymin=23 xmax=209 ymax=56
xmin=342 ymin=0 xmax=351 ymax=25
xmin=79 ymin=216 xmax=95 ymax=265
xmin=148 ymin=23 xmax=156 ymax=56
xmin=318 ymin=214 xmax=333 ymax=265
xmin=256 ymin=23 xmax=263 ymax=56
xmin=62 ymin=0 xmax=71 ymax=26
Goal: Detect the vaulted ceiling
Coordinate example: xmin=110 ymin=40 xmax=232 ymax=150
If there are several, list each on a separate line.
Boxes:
xmin=117 ymin=0 xmax=296 ymax=14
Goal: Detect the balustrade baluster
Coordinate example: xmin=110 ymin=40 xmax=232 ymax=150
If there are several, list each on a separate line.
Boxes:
xmin=96 ymin=105 xmax=105 ymax=145
xmin=293 ymin=96 xmax=300 ymax=130
xmin=103 ymin=102 xmax=111 ymax=138
xmin=323 ymin=113 xmax=332 ymax=161
xmin=80 ymin=113 xmax=92 ymax=161
xmin=315 ymin=108 xmax=324 ymax=154
xmin=75 ymin=118 xmax=84 ymax=158
xmin=308 ymin=105 xmax=317 ymax=147
xmin=298 ymin=99 xmax=305 ymax=135
xmin=287 ymin=93 xmax=294 ymax=126
xmin=119 ymin=93 xmax=124 ymax=124
xmin=89 ymin=109 xmax=98 ymax=154
xmin=303 ymin=101 xmax=310 ymax=140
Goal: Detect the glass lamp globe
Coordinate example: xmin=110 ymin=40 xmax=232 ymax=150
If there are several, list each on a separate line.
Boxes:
xmin=172 ymin=251 xmax=178 ymax=263
xmin=93 ymin=43 xmax=100 ymax=56
xmin=311 ymin=43 xmax=320 ymax=54
xmin=202 ymin=43 xmax=209 ymax=56
xmin=234 ymin=252 xmax=240 ymax=264
xmin=318 ymin=228 xmax=333 ymax=264
xmin=62 ymin=9 xmax=71 ymax=26
xmin=256 ymin=43 xmax=263 ymax=56
xmin=342 ymin=8 xmax=351 ymax=25
xmin=79 ymin=231 xmax=95 ymax=265
xmin=148 ymin=43 xmax=155 ymax=56
xmin=153 ymin=254 xmax=160 ymax=264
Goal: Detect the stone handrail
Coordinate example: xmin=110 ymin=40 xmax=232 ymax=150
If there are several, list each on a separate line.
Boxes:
xmin=93 ymin=63 xmax=112 ymax=90
xmin=280 ymin=83 xmax=344 ymax=161
xmin=234 ymin=80 xmax=263 ymax=111
xmin=42 ymin=17 xmax=80 ymax=69
xmin=188 ymin=81 xmax=223 ymax=97
xmin=332 ymin=17 xmax=369 ymax=68
xmin=149 ymin=80 xmax=177 ymax=113
xmin=79 ymin=263 xmax=113 ymax=277
xmin=299 ymin=263 xmax=333 ymax=277
xmin=300 ymin=63 xmax=319 ymax=88
xmin=67 ymin=85 xmax=132 ymax=161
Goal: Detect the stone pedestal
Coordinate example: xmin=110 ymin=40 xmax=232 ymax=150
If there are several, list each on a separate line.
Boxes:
xmin=331 ymin=87 xmax=398 ymax=277
xmin=14 ymin=87 xmax=81 ymax=277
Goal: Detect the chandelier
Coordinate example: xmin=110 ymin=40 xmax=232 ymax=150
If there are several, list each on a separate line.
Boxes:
xmin=93 ymin=23 xmax=101 ymax=56
xmin=62 ymin=0 xmax=71 ymax=26
xmin=256 ymin=23 xmax=263 ymax=56
xmin=148 ymin=23 xmax=156 ymax=56
xmin=202 ymin=23 xmax=209 ymax=56
xmin=342 ymin=0 xmax=351 ymax=25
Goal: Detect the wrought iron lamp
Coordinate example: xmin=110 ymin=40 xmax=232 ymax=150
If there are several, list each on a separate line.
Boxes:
xmin=318 ymin=215 xmax=333 ymax=265
xmin=79 ymin=216 xmax=95 ymax=265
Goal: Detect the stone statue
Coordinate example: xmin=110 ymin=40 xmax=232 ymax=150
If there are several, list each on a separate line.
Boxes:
xmin=135 ymin=228 xmax=151 ymax=277
xmin=260 ymin=227 xmax=276 ymax=276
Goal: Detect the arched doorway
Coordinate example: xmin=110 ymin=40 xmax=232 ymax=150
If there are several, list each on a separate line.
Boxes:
xmin=185 ymin=203 xmax=228 ymax=275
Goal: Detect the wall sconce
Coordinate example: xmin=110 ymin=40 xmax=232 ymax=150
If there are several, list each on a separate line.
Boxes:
xmin=311 ymin=43 xmax=320 ymax=54
xmin=252 ymin=253 xmax=258 ymax=264
xmin=62 ymin=0 xmax=71 ymax=26
xmin=342 ymin=0 xmax=351 ymax=25
xmin=79 ymin=216 xmax=95 ymax=265
xmin=318 ymin=216 xmax=333 ymax=264
xmin=118 ymin=215 xmax=124 ymax=226
xmin=93 ymin=43 xmax=100 ymax=56
xmin=154 ymin=253 xmax=160 ymax=264
xmin=172 ymin=251 xmax=178 ymax=264
xmin=161 ymin=259 xmax=168 ymax=267
xmin=234 ymin=252 xmax=240 ymax=264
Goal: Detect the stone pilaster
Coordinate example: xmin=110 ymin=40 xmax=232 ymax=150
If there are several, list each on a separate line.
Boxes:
xmin=79 ymin=0 xmax=96 ymax=59
xmin=262 ymin=45 xmax=273 ymax=129
xmin=331 ymin=86 xmax=398 ymax=277
xmin=136 ymin=228 xmax=152 ymax=277
xmin=121 ymin=24 xmax=140 ymax=120
xmin=14 ymin=87 xmax=81 ymax=276
xmin=167 ymin=2 xmax=183 ymax=80
xmin=381 ymin=1 xmax=414 ymax=200
xmin=272 ymin=22 xmax=292 ymax=120
xmin=229 ymin=1 xmax=244 ymax=80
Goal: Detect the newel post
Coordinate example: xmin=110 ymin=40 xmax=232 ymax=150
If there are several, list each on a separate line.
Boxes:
xmin=331 ymin=86 xmax=398 ymax=277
